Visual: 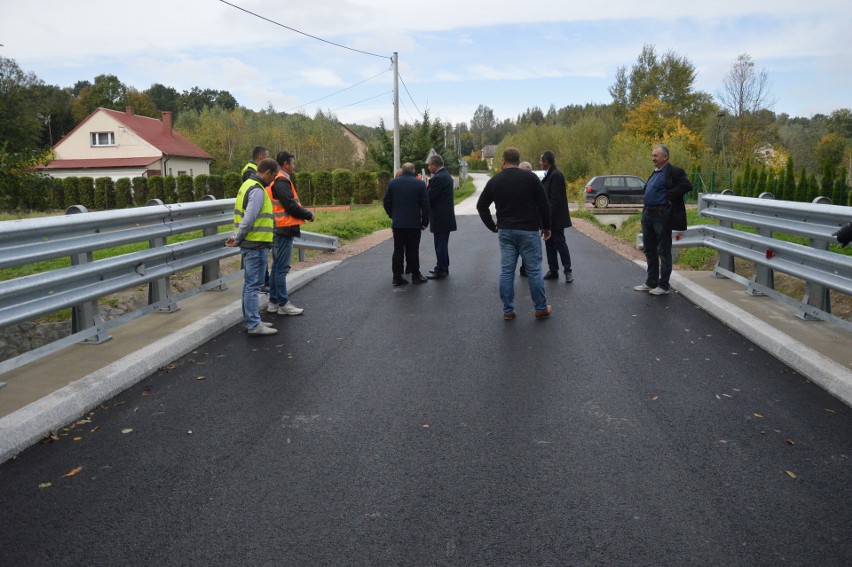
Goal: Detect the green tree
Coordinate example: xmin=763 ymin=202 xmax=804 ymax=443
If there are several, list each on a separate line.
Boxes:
xmin=145 ymin=83 xmax=180 ymax=113
xmin=470 ymin=104 xmax=497 ymax=150
xmin=72 ymin=74 xmax=127 ymax=121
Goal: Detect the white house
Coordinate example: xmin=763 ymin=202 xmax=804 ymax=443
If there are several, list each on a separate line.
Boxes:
xmin=39 ymin=107 xmax=213 ymax=180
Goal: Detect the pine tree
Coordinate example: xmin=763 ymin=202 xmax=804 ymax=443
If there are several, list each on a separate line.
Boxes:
xmin=755 ymin=164 xmax=767 ymax=196
xmin=822 ymin=163 xmax=836 ymax=202
xmin=795 ymin=167 xmax=808 ymax=202
xmin=783 ymin=157 xmax=796 ymax=201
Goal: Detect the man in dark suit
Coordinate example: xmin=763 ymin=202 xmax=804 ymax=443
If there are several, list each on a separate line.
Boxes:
xmin=425 ymin=154 xmax=457 ymax=279
xmin=634 ymin=144 xmax=693 ymax=296
xmin=540 ymin=150 xmax=574 ymax=283
xmin=383 ymin=162 xmax=430 ymax=286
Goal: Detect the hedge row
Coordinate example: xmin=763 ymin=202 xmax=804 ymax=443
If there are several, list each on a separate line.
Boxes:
xmin=5 ymin=170 xmax=394 ymax=212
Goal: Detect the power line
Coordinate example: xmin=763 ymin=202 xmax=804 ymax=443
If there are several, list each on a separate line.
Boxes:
xmin=285 ymin=66 xmax=392 ymax=114
xmin=331 ymin=90 xmax=393 ymax=112
xmin=219 ymin=0 xmax=391 ymax=60
xmin=397 ymin=72 xmax=423 ymax=119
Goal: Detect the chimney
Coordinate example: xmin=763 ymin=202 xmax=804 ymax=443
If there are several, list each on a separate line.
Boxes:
xmin=126 ymin=106 xmax=134 ymax=116
xmin=161 ymin=111 xmax=173 ymax=136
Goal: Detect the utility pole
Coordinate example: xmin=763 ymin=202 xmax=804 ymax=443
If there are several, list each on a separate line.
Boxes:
xmin=392 ymin=52 xmax=400 ymax=172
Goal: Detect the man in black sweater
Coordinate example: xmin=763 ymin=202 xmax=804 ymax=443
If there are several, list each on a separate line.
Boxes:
xmin=476 ymin=147 xmax=553 ymax=320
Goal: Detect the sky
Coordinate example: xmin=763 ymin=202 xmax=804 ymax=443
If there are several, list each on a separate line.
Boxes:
xmin=2 ymin=1 xmax=850 ymax=129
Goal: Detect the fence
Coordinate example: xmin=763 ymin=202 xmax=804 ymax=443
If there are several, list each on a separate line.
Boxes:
xmin=0 ymin=198 xmax=338 ymax=384
xmin=672 ymin=193 xmax=852 ymax=331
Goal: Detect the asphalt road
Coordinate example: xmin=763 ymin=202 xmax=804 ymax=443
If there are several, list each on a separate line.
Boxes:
xmin=2 ymin=216 xmax=851 ymax=566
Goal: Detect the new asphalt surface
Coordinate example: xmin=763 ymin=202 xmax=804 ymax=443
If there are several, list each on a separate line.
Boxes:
xmin=1 ymin=183 xmax=852 ymax=565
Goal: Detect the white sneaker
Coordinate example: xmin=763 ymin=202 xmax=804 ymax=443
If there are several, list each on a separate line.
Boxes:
xmin=242 ymin=321 xmax=273 ymax=330
xmin=267 ymin=302 xmax=279 ymax=313
xmin=633 ymin=283 xmax=653 ymax=291
xmin=649 ymin=287 xmax=671 ymax=295
xmin=278 ymin=301 xmax=304 ymax=316
xmin=247 ymin=323 xmax=278 ymax=336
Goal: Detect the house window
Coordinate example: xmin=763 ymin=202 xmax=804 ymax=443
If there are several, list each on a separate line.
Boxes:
xmin=90 ymin=132 xmax=115 ymax=146
xmin=177 ymin=171 xmax=187 ymax=176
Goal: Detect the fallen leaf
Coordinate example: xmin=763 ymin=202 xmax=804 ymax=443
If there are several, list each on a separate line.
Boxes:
xmin=785 ymin=470 xmax=797 ymax=479
xmin=754 ymin=412 xmax=764 ymax=418
xmin=63 ymin=467 xmax=83 ymax=478
xmin=422 ymin=424 xmax=430 ymax=428
xmin=121 ymin=428 xmax=133 ymax=434
xmin=196 ymin=376 xmax=205 ymax=381
xmin=73 ymin=437 xmax=82 ymax=442
xmin=825 ymin=408 xmax=836 ymax=414
xmin=716 ymin=394 xmax=721 ymax=400
xmin=38 ymin=482 xmax=52 ymax=489
xmin=652 ymin=395 xmax=658 ymax=401
xmin=786 ymin=439 xmax=795 ymax=445
xmin=187 ymin=430 xmax=193 ymax=435
xmin=90 ymin=425 xmax=101 ymax=432
xmin=722 ymin=394 xmax=732 ymax=398
xmin=142 ymin=390 xmax=150 ymax=397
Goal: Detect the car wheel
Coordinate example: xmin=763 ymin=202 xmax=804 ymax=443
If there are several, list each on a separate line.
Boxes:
xmin=594 ymin=195 xmax=610 ymax=208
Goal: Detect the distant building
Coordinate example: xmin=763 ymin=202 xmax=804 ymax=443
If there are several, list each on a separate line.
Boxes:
xmin=339 ymin=123 xmax=368 ymax=163
xmin=38 ymin=107 xmax=213 ymax=180
xmin=482 ymin=144 xmax=498 ymax=170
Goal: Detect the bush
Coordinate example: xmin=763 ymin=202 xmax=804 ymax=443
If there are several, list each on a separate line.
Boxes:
xmin=79 ymin=177 xmax=95 ymax=209
xmin=207 ymin=174 xmax=224 ymax=199
xmin=377 ymin=170 xmax=391 ymax=200
xmin=94 ymin=177 xmax=114 ymax=209
xmin=193 ymin=174 xmax=209 ymax=200
xmin=313 ymin=171 xmax=333 ymax=205
xmin=163 ymin=175 xmax=177 ymax=204
xmin=294 ymin=172 xmax=313 ymax=206
xmin=132 ymin=177 xmax=148 ymax=206
xmin=148 ymin=176 xmax=165 ymax=203
xmin=332 ymin=169 xmax=354 ymax=205
xmin=63 ymin=177 xmax=81 ymax=209
xmin=223 ymin=172 xmax=241 ymax=198
xmin=115 ymin=178 xmax=132 ymax=208
xmin=354 ymin=171 xmax=377 ymax=204
xmin=176 ymin=174 xmax=194 ymax=202
xmin=49 ymin=177 xmax=64 ymax=209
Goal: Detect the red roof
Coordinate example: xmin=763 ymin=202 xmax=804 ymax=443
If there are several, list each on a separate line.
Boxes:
xmin=99 ymin=108 xmax=213 ymax=159
xmin=38 ymin=157 xmax=161 ymax=170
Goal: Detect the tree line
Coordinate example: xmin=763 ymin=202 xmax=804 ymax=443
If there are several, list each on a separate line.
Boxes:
xmin=2 ymin=45 xmax=851 ymax=212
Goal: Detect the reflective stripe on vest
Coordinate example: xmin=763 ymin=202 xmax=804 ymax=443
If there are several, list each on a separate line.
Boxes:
xmin=265 ymin=170 xmax=306 ymax=229
xmin=234 ymin=178 xmax=274 ymax=243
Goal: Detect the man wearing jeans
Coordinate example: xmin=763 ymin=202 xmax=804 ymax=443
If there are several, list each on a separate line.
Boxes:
xmin=266 ymin=151 xmax=315 ymax=315
xmin=226 ymin=158 xmax=279 ymax=336
xmin=476 ymin=147 xmax=552 ymax=320
xmin=635 ymin=144 xmax=693 ymax=296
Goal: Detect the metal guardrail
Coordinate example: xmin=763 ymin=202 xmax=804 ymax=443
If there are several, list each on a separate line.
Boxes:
xmin=673 ymin=193 xmax=852 ymax=331
xmin=0 ymin=198 xmax=338 ymax=382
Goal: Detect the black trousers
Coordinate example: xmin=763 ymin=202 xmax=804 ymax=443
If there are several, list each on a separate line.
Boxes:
xmin=392 ymin=228 xmax=422 ymax=277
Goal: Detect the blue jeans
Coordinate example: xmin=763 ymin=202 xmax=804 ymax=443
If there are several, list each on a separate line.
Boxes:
xmin=641 ymin=209 xmax=672 ymax=290
xmin=241 ymin=248 xmax=268 ymax=330
xmin=432 ymin=231 xmax=450 ymax=274
xmin=269 ymin=234 xmax=294 ymax=305
xmin=498 ymin=229 xmax=548 ymax=313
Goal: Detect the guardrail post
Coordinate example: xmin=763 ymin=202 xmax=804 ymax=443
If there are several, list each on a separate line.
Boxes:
xmin=798 ymin=238 xmax=832 ymax=320
xmin=145 ymin=200 xmax=180 ymax=313
xmin=200 ymin=195 xmax=228 ymax=291
xmin=747 ymin=225 xmax=775 ymax=296
xmin=66 ymin=205 xmax=111 ymax=343
xmin=701 ymin=195 xmax=735 ymax=278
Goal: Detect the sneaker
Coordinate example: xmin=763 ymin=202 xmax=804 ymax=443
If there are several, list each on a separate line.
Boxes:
xmin=534 ymin=305 xmax=553 ymax=319
xmin=266 ymin=302 xmax=279 ymax=313
xmin=503 ymin=312 xmax=516 ymax=320
xmin=649 ymin=287 xmax=671 ymax=296
xmin=242 ymin=321 xmax=273 ymax=330
xmin=565 ymin=272 xmax=574 ymax=283
xmin=277 ymin=301 xmax=304 ymax=315
xmin=247 ymin=324 xmax=278 ymax=336
xmin=633 ymin=283 xmax=653 ymax=291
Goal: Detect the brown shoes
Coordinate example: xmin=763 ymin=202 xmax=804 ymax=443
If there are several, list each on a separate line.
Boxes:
xmin=534 ymin=305 xmax=553 ymax=319
xmin=503 ymin=312 xmax=516 ymax=320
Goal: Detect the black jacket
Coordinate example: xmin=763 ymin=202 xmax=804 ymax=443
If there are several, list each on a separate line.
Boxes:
xmin=271 ymin=175 xmax=314 ymax=237
xmin=476 ymin=167 xmax=551 ymax=232
xmin=542 ymin=166 xmax=572 ymax=230
xmin=383 ymin=172 xmax=430 ymax=230
xmin=427 ymin=168 xmax=457 ymax=233
xmin=649 ymin=163 xmax=693 ymax=231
